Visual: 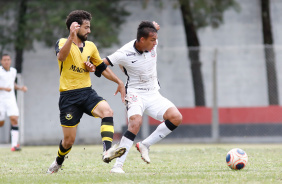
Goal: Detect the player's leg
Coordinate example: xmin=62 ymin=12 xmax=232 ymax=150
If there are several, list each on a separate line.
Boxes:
xmin=47 ymin=91 xmax=82 ymax=174
xmin=91 ymin=100 xmax=126 ymax=163
xmin=6 ymin=99 xmax=21 ymax=151
xmin=136 ymin=92 xmax=182 ymax=162
xmin=47 ymin=127 xmax=77 ymax=174
xmin=111 ymin=93 xmax=144 ymax=173
xmin=10 ymin=115 xmax=21 ymax=151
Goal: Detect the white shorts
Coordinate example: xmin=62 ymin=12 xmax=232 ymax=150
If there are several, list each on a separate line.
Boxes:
xmin=125 ymin=90 xmax=175 ymax=122
xmin=0 ymin=98 xmax=19 ymax=121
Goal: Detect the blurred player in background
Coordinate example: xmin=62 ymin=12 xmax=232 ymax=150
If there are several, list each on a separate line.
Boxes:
xmin=0 ymin=54 xmax=28 ymax=151
xmin=47 ymin=10 xmax=126 ymax=174
xmin=86 ymin=21 xmax=183 ymax=173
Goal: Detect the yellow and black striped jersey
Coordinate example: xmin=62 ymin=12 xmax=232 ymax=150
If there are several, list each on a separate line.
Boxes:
xmin=55 ymin=38 xmax=103 ymax=92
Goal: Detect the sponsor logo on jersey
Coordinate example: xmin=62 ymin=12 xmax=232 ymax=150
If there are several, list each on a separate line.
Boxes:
xmin=69 ymin=65 xmax=87 ymax=73
xmin=126 ymin=53 xmax=136 ymax=56
xmin=131 ymin=60 xmax=137 ymax=63
xmin=65 ymin=113 xmax=73 ymax=120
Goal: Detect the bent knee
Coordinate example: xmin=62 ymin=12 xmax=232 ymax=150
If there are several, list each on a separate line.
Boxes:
xmin=101 ymin=108 xmax=114 ymax=118
xmin=169 ymin=112 xmax=182 ymax=126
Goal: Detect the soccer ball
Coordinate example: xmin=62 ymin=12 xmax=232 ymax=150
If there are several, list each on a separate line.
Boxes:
xmin=226 ymin=148 xmax=248 ymax=170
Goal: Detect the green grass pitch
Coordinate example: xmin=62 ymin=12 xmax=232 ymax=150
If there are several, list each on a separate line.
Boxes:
xmin=0 ymin=144 xmax=282 ymax=184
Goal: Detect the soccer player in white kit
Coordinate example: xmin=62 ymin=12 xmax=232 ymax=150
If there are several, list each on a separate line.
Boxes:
xmin=0 ymin=54 xmax=27 ymax=151
xmin=102 ymin=21 xmax=182 ymax=173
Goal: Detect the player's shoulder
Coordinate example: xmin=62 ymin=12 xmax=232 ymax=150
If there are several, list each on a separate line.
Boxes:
xmin=10 ymin=67 xmax=17 ymax=74
xmin=56 ymin=38 xmax=67 ymax=45
xmin=85 ymin=41 xmax=97 ymax=48
xmin=117 ymin=40 xmax=136 ymax=54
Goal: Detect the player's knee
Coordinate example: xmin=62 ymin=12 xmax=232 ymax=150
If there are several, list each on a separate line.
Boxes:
xmin=0 ymin=121 xmax=4 ymax=127
xmin=101 ymin=108 xmax=113 ymax=118
xmin=169 ymin=112 xmax=182 ymax=126
xmin=10 ymin=116 xmax=18 ymax=126
xmin=63 ymin=137 xmax=75 ymax=148
xmin=128 ymin=115 xmax=142 ymax=133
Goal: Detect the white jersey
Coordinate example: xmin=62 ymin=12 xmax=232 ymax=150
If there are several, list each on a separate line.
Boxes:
xmin=106 ymin=39 xmax=160 ymax=93
xmin=0 ymin=66 xmax=17 ymax=101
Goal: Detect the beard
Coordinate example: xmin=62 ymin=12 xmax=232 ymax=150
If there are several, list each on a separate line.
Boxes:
xmin=77 ymin=32 xmax=88 ymax=42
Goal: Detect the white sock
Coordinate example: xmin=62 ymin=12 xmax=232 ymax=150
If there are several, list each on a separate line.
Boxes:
xmin=11 ymin=129 xmax=19 ymax=147
xmin=142 ymin=122 xmax=172 ymax=147
xmin=115 ymin=136 xmax=134 ymax=166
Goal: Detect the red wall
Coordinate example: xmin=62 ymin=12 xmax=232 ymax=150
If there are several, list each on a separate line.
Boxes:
xmin=149 ymin=106 xmax=282 ymax=125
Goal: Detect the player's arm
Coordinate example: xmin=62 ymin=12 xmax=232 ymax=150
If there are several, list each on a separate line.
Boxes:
xmin=0 ymin=86 xmax=11 ymax=92
xmin=153 ymin=21 xmax=160 ymax=31
xmin=14 ymin=83 xmax=28 ymax=92
xmin=57 ymin=22 xmax=80 ymax=61
xmin=101 ymin=67 xmax=125 ymax=103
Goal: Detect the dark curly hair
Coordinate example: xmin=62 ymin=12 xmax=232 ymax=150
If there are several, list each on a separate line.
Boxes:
xmin=66 ymin=10 xmax=92 ymax=31
xmin=137 ymin=21 xmax=157 ymax=41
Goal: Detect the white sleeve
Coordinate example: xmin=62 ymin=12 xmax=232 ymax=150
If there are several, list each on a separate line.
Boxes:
xmin=106 ymin=50 xmax=125 ymax=66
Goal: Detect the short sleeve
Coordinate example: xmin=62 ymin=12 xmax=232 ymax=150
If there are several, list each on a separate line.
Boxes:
xmin=90 ymin=44 xmax=103 ymax=66
xmin=106 ymin=50 xmax=125 ymax=66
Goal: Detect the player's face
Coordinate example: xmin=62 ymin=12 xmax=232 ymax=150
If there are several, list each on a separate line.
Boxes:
xmin=77 ymin=20 xmax=91 ymax=41
xmin=142 ymin=32 xmax=158 ymax=51
xmin=1 ymin=55 xmax=11 ymax=70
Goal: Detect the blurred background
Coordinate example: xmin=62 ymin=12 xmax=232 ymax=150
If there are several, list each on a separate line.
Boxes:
xmin=0 ymin=0 xmax=282 ymax=145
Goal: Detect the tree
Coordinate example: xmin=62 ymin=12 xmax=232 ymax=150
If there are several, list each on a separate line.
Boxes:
xmin=0 ymin=0 xmax=129 ymax=73
xmin=178 ymin=0 xmax=240 ymax=106
xmin=260 ymin=0 xmax=278 ymax=105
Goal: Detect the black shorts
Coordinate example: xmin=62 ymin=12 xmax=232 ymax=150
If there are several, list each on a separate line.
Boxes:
xmin=59 ymin=87 xmax=104 ymax=127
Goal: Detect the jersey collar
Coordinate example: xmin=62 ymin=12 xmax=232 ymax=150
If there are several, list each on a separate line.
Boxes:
xmin=133 ymin=40 xmax=148 ymax=55
xmin=1 ymin=66 xmax=10 ymax=72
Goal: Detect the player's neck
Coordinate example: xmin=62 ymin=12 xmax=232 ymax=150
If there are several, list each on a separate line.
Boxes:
xmin=73 ymin=37 xmax=84 ymax=48
xmin=135 ymin=41 xmax=145 ymax=52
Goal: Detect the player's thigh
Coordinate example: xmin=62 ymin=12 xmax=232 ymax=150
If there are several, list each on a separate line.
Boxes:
xmin=91 ymin=100 xmax=113 ymax=118
xmin=83 ymin=89 xmax=110 ymax=118
xmin=145 ymin=93 xmax=175 ymax=122
xmin=125 ymin=92 xmax=144 ymax=120
xmin=60 ymin=104 xmax=83 ymax=127
xmin=6 ymin=99 xmax=19 ymax=117
xmin=0 ymin=102 xmax=6 ymax=122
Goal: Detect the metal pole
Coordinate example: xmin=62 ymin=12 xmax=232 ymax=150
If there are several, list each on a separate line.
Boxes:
xmin=212 ymin=49 xmax=219 ymax=142
xmin=17 ymin=74 xmax=25 ymax=145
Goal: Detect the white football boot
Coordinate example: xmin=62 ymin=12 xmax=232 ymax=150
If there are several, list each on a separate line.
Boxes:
xmin=46 ymin=160 xmax=62 ymax=174
xmin=102 ymin=144 xmax=126 ymax=163
xmin=136 ymin=142 xmax=150 ymax=164
xmin=110 ymin=164 xmax=125 ymax=174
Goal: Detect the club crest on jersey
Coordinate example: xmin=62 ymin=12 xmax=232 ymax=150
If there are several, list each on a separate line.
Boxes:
xmin=65 ymin=113 xmax=73 ymax=120
xmin=130 ymin=95 xmax=138 ymax=102
xmin=151 ymin=49 xmax=156 ymax=57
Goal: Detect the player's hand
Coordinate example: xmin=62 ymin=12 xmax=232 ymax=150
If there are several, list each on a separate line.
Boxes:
xmin=84 ymin=61 xmax=96 ymax=72
xmin=21 ymin=86 xmax=28 ymax=92
xmin=153 ymin=21 xmax=160 ymax=31
xmin=4 ymin=87 xmax=11 ymax=92
xmin=114 ymin=81 xmax=125 ymax=103
xmin=69 ymin=22 xmax=80 ymax=39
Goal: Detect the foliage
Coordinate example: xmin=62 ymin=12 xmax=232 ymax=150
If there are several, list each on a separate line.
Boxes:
xmin=177 ymin=0 xmax=241 ymax=30
xmin=0 ymin=0 xmax=130 ymax=55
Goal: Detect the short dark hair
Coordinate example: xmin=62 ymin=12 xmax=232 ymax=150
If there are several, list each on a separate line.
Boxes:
xmin=66 ymin=10 xmax=92 ymax=31
xmin=137 ymin=21 xmax=157 ymax=41
xmin=1 ymin=53 xmax=10 ymax=59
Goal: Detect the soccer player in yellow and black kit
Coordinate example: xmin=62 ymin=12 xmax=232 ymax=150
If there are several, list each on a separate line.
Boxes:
xmin=47 ymin=10 xmax=126 ymax=174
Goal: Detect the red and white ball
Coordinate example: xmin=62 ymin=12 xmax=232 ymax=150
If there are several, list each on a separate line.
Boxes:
xmin=226 ymin=148 xmax=248 ymax=170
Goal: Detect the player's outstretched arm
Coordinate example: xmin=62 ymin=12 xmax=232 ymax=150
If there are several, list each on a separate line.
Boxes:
xmin=101 ymin=68 xmax=125 ymax=103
